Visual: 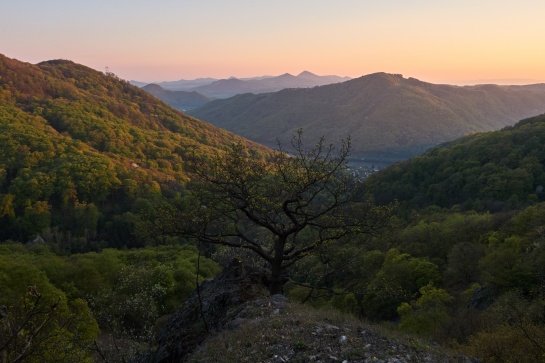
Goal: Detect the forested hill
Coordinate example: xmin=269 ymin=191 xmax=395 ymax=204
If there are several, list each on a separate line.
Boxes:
xmin=366 ymin=113 xmax=545 ymax=210
xmin=142 ymin=83 xmax=213 ymax=111
xmin=189 ymin=73 xmax=545 ymax=161
xmin=0 ymin=54 xmax=266 ymax=248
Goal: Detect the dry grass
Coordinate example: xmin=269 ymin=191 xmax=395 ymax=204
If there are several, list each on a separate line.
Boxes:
xmin=187 ymin=302 xmax=468 ymax=363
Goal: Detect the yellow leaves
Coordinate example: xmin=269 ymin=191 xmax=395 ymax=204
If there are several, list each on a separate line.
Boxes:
xmin=149 ymin=181 xmax=162 ymax=195
xmin=0 ymin=194 xmax=15 ymax=218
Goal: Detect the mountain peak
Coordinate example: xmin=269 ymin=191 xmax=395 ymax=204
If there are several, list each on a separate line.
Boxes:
xmin=142 ymin=83 xmax=165 ymax=93
xmin=190 ymin=71 xmax=545 ymax=161
xmin=38 ymin=59 xmax=77 ymax=67
xmin=297 ymin=71 xmax=318 ymax=79
xmin=351 ymin=72 xmax=407 ymax=86
xmin=365 ymin=72 xmax=404 ymax=80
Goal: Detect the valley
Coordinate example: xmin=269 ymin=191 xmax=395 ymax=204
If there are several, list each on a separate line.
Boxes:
xmin=188 ymin=73 xmax=545 ymax=165
xmin=1 ymin=54 xmax=545 ymax=362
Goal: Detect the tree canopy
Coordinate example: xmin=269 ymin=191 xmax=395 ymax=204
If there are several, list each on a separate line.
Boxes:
xmin=0 ymin=53 xmax=267 ymax=249
xmin=366 ymin=113 xmax=545 ymax=211
xmin=167 ymin=132 xmax=392 ymax=294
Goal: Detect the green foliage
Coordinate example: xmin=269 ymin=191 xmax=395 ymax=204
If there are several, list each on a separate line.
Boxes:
xmin=464 ymin=292 xmax=545 ymax=362
xmin=367 ymin=114 xmax=545 ymax=210
xmin=443 ymin=241 xmax=484 ymax=292
xmin=363 ymin=249 xmax=441 ymax=320
xmin=480 ymin=235 xmax=530 ymax=293
xmin=0 ymin=257 xmax=99 ymax=362
xmin=398 ymin=211 xmax=493 ymax=267
xmin=4 ymin=53 xmax=545 ymax=360
xmin=174 ymin=133 xmax=391 ymax=294
xmin=466 ymin=324 xmax=545 ymax=363
xmin=397 ymin=283 xmax=454 ymax=338
xmin=361 ymin=144 xmax=545 ymax=354
xmin=0 ymin=242 xmax=219 ymax=361
xmin=0 ymin=53 xmax=267 ymax=248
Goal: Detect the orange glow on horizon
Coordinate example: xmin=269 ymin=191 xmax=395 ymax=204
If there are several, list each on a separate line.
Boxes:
xmin=2 ymin=1 xmax=544 ymax=85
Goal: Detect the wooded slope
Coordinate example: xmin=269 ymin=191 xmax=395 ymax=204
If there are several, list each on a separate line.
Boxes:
xmin=190 ymin=73 xmax=545 ymax=161
xmin=0 ymin=54 xmax=266 ymax=246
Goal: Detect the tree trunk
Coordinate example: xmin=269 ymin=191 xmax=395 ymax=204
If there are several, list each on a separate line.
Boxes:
xmin=269 ymin=238 xmax=286 ymax=295
xmin=269 ymin=260 xmax=284 ymax=295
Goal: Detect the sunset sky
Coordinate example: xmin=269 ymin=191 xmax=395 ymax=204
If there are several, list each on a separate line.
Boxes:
xmin=2 ymin=0 xmax=545 ymax=84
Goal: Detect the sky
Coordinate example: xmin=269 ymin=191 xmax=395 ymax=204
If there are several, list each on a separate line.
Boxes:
xmin=2 ymin=0 xmax=545 ymax=84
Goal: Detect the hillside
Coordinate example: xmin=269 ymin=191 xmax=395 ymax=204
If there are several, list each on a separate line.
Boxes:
xmin=189 ymin=73 xmax=545 ymax=162
xmin=131 ymin=77 xmax=219 ymax=91
xmin=366 ymin=113 xmax=545 ymax=210
xmin=0 ymin=54 xmax=267 ymax=247
xmin=142 ymin=83 xmax=213 ymax=111
xmin=3 ymin=54 xmax=545 ymax=362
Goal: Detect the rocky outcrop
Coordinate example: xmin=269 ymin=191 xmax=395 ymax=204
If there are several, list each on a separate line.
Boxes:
xmin=149 ymin=258 xmax=272 ymax=362
xmin=145 ymin=258 xmax=478 ymax=363
xmin=187 ymin=303 xmax=479 ymax=363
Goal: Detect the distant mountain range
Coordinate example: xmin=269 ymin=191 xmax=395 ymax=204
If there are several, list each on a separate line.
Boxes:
xmin=142 ymin=84 xmax=214 ymax=111
xmin=188 ymin=73 xmax=545 ymax=163
xmin=131 ymin=77 xmax=218 ymax=90
xmin=132 ymin=71 xmax=351 ymax=99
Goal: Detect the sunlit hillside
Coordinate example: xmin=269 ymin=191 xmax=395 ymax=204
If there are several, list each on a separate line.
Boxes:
xmin=190 ymin=73 xmax=545 ymax=162
xmin=0 ymin=54 xmax=268 ymax=247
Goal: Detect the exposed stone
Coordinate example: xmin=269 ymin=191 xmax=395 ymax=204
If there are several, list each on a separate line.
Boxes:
xmin=148 ymin=258 xmax=270 ymax=362
xmin=142 ymin=257 xmax=479 ymax=363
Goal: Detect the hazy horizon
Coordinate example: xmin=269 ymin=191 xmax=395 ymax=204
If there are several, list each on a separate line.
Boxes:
xmin=3 ymin=0 xmax=545 ymax=85
xmin=130 ymin=73 xmax=545 ymax=87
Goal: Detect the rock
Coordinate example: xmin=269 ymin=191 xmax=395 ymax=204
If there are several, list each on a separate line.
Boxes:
xmin=147 ymin=258 xmax=271 ymax=362
xmin=140 ymin=258 xmax=480 ymax=363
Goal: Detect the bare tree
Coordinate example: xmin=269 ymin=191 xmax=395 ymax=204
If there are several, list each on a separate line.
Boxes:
xmin=164 ymin=131 xmax=391 ymax=295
